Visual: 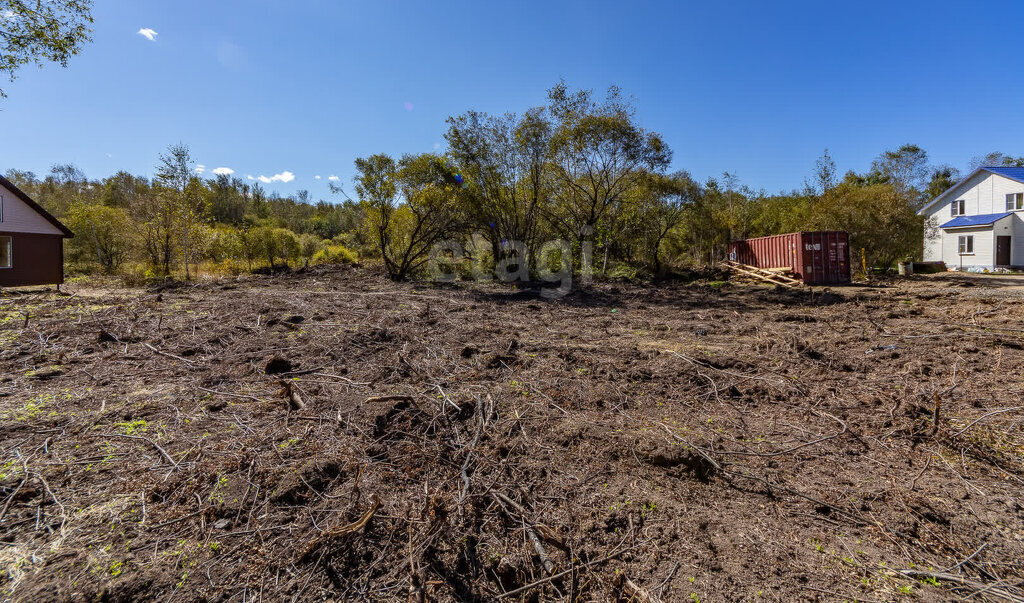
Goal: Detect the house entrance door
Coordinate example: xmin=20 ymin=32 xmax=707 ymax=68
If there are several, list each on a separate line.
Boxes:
xmin=996 ymin=236 xmax=1011 ymax=266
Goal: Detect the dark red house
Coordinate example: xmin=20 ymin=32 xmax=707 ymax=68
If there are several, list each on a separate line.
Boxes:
xmin=0 ymin=174 xmax=74 ymax=287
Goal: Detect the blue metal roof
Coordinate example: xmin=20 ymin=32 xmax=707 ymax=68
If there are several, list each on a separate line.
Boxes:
xmin=983 ymin=166 xmax=1024 ymax=183
xmin=940 ymin=212 xmax=1013 ymax=229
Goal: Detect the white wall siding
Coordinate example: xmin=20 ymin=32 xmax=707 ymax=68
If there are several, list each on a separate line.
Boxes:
xmin=924 ymin=172 xmax=1024 ymax=222
xmin=1012 ymin=215 xmax=1024 ymax=266
xmin=978 ymin=173 xmax=1024 ymax=214
xmin=941 ymin=227 xmax=994 ymax=269
xmin=0 ymin=182 xmax=64 ymax=235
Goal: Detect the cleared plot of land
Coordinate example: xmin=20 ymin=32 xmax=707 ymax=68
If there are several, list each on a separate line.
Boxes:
xmin=1 ymin=268 xmax=1023 ymax=602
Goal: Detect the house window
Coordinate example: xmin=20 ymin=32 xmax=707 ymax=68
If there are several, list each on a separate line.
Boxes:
xmin=958 ymin=235 xmax=974 ymax=255
xmin=0 ymin=236 xmax=10 ymax=268
xmin=951 ymin=199 xmax=966 ymax=216
xmin=1007 ymin=193 xmax=1024 ymax=211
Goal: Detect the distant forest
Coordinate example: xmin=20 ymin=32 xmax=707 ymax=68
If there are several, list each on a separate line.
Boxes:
xmin=7 ymin=83 xmax=1022 ymax=282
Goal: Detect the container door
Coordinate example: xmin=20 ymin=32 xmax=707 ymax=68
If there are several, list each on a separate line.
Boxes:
xmin=802 ymin=234 xmax=823 ymax=284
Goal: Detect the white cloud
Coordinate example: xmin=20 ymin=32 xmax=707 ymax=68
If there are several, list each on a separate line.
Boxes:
xmin=254 ymin=171 xmax=295 ymax=184
xmin=314 ymin=175 xmax=322 ymax=180
xmin=328 ymin=175 xmax=340 ymax=182
xmin=432 ymin=142 xmax=441 ymax=150
xmin=246 ymin=175 xmax=255 ymax=181
xmin=211 ymin=167 xmax=234 ymax=176
xmin=195 ymin=164 xmax=206 ymax=175
xmin=138 ymin=28 xmax=158 ymax=41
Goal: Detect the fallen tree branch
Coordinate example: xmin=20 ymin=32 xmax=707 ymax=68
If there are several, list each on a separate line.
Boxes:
xmin=951 ymin=406 xmax=1024 ymax=438
xmin=624 ymin=577 xmax=660 ymax=603
xmin=896 ymin=569 xmax=1024 ymax=603
xmin=495 ymin=538 xmax=645 ymax=599
xmin=301 ymin=495 xmax=383 ymax=562
xmin=142 ymin=342 xmax=196 ymax=366
xmin=101 ymin=433 xmax=180 ymax=470
xmin=197 ymin=386 xmax=267 ymax=403
xmin=0 ymin=476 xmax=27 ymax=524
xmin=491 ymin=491 xmax=555 ymax=575
xmin=705 ymin=411 xmax=849 ymax=458
xmin=364 ymin=395 xmax=415 ymax=405
xmin=322 ymin=494 xmax=381 ymax=537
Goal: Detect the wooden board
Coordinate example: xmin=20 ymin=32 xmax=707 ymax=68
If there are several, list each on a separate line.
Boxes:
xmin=722 ymin=261 xmax=802 ymax=288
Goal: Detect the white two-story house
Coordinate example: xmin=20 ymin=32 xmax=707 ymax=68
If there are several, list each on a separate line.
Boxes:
xmin=919 ymin=166 xmax=1024 ymax=271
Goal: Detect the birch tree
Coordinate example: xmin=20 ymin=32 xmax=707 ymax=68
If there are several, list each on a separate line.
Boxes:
xmin=156 ymin=144 xmax=207 ymax=279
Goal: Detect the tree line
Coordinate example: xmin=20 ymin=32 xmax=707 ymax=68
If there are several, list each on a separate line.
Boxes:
xmin=6 ymin=148 xmax=363 ymax=280
xmin=7 ymin=82 xmax=1018 ymax=282
xmin=346 ymin=83 xmax=1001 ymax=280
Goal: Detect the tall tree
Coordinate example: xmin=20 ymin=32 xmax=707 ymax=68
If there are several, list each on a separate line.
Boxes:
xmin=634 ymin=171 xmax=698 ymax=275
xmin=812 ymin=149 xmax=837 ymax=195
xmin=156 ymin=144 xmax=207 ymax=279
xmin=924 ymin=166 xmax=961 ymax=201
xmin=0 ymin=0 xmax=93 ymax=97
xmin=354 ymin=153 xmax=464 ymax=280
xmin=869 ymin=144 xmax=929 ymax=208
xmin=546 ymin=82 xmax=671 ymax=273
xmin=207 ymin=175 xmax=248 ymax=225
xmin=101 ymin=171 xmax=149 ymax=209
xmin=445 ymin=107 xmax=552 ymax=270
xmin=969 ymin=152 xmax=1024 ymax=170
xmin=128 ymin=184 xmax=176 ymax=277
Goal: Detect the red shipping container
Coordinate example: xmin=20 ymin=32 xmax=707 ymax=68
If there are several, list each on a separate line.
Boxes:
xmin=727 ymin=232 xmax=851 ymax=285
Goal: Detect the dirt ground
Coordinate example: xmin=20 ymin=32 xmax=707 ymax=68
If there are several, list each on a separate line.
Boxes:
xmin=1 ymin=267 xmax=1023 ymax=602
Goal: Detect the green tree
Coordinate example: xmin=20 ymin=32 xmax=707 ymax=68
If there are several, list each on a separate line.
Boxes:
xmin=811 ymin=149 xmax=837 ymax=195
xmin=354 ymin=152 xmax=464 ymax=280
xmin=27 ymin=163 xmax=89 ymax=218
xmin=65 ymin=203 xmax=133 ymax=273
xmin=127 ymin=184 xmax=176 ymax=277
xmin=969 ymin=152 xmax=1024 ymax=170
xmin=445 ymin=108 xmax=552 ymax=270
xmin=156 ymin=144 xmax=207 ymax=279
xmin=251 ymin=225 xmax=299 ymax=269
xmin=236 ymin=227 xmax=265 ymax=272
xmin=546 ymin=82 xmax=671 ymax=273
xmin=0 ymin=0 xmax=93 ymax=97
xmin=869 ymin=144 xmax=929 ymax=209
xmin=924 ymin=166 xmax=960 ymax=202
xmin=101 ymin=171 xmax=149 ymax=210
xmin=205 ymin=225 xmax=242 ymax=264
xmin=207 ymin=175 xmax=248 ymax=225
xmin=804 ymin=182 xmax=922 ymax=268
xmin=634 ymin=171 xmax=698 ymax=275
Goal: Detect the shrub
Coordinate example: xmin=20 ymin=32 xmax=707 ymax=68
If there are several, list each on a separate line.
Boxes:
xmin=297 ymin=234 xmax=325 ymax=268
xmin=312 ymin=244 xmax=358 ymax=266
xmin=121 ymin=265 xmax=159 ymax=287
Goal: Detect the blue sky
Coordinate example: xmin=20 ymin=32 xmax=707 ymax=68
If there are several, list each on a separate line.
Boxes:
xmin=2 ymin=0 xmax=1023 ymax=201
